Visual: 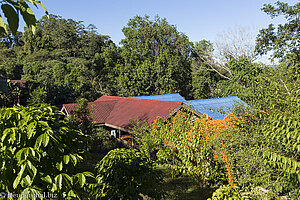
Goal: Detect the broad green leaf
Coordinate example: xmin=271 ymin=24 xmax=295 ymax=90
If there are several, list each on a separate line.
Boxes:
xmin=67 ymin=190 xmax=77 ymax=198
xmin=63 ymin=155 xmax=70 ymax=164
xmin=55 ymin=174 xmax=63 ymax=190
xmin=15 ymin=149 xmax=24 ymax=161
xmin=13 ymin=175 xmax=21 ymax=189
xmin=23 ymin=175 xmax=32 ymax=186
xmin=29 ymin=147 xmax=36 ymax=157
xmin=42 ymin=133 xmax=50 ymax=147
xmin=34 ymin=134 xmax=43 ymax=149
xmin=1 ymin=128 xmax=9 ymax=142
xmin=70 ymin=154 xmax=77 ymax=166
xmin=27 ymin=160 xmax=37 ymax=177
xmin=83 ymin=171 xmax=94 ymax=178
xmin=31 ymin=0 xmax=48 ymax=15
xmin=77 ymin=173 xmax=86 ymax=188
xmin=63 ymin=173 xmax=73 ymax=186
xmin=18 ymin=1 xmax=37 ymax=28
xmin=0 ymin=20 xmax=9 ymax=35
xmin=27 ymin=122 xmax=37 ymax=139
xmin=39 ymin=121 xmax=49 ymax=127
xmin=1 ymin=4 xmax=19 ymax=35
xmin=19 ymin=164 xmax=26 ymax=179
xmin=41 ymin=175 xmax=52 ymax=184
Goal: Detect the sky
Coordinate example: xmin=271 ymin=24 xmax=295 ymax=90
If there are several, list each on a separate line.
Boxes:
xmin=28 ymin=0 xmax=297 ymax=45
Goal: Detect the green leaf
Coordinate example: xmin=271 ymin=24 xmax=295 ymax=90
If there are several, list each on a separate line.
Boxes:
xmin=9 ymin=127 xmax=16 ymax=141
xmin=55 ymin=174 xmax=63 ymax=190
xmin=42 ymin=133 xmax=50 ymax=147
xmin=70 ymin=154 xmax=77 ymax=166
xmin=63 ymin=173 xmax=73 ymax=186
xmin=1 ymin=4 xmax=19 ymax=35
xmin=83 ymin=171 xmax=95 ymax=178
xmin=67 ymin=190 xmax=77 ymax=198
xmin=27 ymin=122 xmax=37 ymax=139
xmin=18 ymin=164 xmax=26 ymax=178
xmin=0 ymin=16 xmax=8 ymax=34
xmin=33 ymin=0 xmax=48 ymax=15
xmin=77 ymin=173 xmax=86 ymax=188
xmin=56 ymin=161 xmax=63 ymax=171
xmin=34 ymin=134 xmax=43 ymax=149
xmin=23 ymin=175 xmax=32 ymax=186
xmin=17 ymin=1 xmax=37 ymax=30
xmin=27 ymin=160 xmax=37 ymax=177
xmin=41 ymin=175 xmax=52 ymax=184
xmin=15 ymin=149 xmax=24 ymax=162
xmin=13 ymin=175 xmax=21 ymax=189
xmin=39 ymin=121 xmax=49 ymax=127
xmin=63 ymin=155 xmax=70 ymax=164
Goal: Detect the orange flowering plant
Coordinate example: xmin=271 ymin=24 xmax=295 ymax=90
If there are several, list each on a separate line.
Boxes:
xmin=150 ymin=109 xmax=236 ymax=186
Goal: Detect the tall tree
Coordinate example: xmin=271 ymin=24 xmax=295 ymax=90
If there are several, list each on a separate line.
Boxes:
xmin=255 ymin=1 xmax=300 ymax=61
xmin=214 ymin=26 xmax=257 ymax=63
xmin=19 ymin=15 xmax=112 ymax=104
xmin=116 ymin=15 xmax=193 ymax=97
xmin=191 ymin=40 xmax=221 ymax=99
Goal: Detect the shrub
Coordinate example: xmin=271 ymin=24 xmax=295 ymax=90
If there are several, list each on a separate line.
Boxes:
xmin=95 ymin=148 xmax=164 ymax=199
xmin=150 ymin=111 xmax=232 ymax=187
xmin=0 ymin=105 xmax=94 ymax=199
xmin=208 ymin=185 xmax=244 ymax=200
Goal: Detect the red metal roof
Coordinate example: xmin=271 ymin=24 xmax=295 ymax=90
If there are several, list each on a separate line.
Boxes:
xmin=62 ymin=95 xmax=183 ymax=131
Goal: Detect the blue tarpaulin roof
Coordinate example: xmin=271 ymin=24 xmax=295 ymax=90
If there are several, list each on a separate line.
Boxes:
xmin=187 ymin=96 xmax=247 ymax=120
xmin=129 ymin=93 xmax=247 ymax=120
xmin=129 ymin=93 xmax=187 ymax=103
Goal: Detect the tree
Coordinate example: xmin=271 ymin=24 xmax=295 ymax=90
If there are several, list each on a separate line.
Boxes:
xmin=0 ymin=0 xmax=47 ymax=35
xmin=214 ymin=57 xmax=263 ymax=101
xmin=116 ymin=15 xmax=193 ymax=97
xmin=255 ymin=1 xmax=300 ymax=61
xmin=19 ymin=15 xmax=113 ymax=104
xmin=215 ymin=26 xmax=257 ymax=63
xmin=192 ymin=40 xmax=232 ymax=82
xmin=192 ymin=26 xmax=258 ymax=87
xmin=191 ymin=40 xmax=222 ymax=99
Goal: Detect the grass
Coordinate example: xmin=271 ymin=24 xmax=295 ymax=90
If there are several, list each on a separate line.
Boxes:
xmin=156 ymin=165 xmax=215 ymax=200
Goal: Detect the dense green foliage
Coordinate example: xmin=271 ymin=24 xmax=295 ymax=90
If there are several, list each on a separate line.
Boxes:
xmin=95 ymin=148 xmax=164 ymax=200
xmin=208 ymin=185 xmax=243 ymax=200
xmin=0 ymin=105 xmax=93 ymax=199
xmin=225 ymin=67 xmax=300 ymax=198
xmin=0 ymin=15 xmax=227 ymax=105
xmin=0 ymin=1 xmax=299 ymax=199
xmin=115 ymin=15 xmax=193 ymax=97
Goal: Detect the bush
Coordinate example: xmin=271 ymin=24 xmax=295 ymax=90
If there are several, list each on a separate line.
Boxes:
xmin=95 ymin=148 xmax=164 ymax=199
xmin=0 ymin=105 xmax=94 ymax=199
xmin=208 ymin=185 xmax=244 ymax=200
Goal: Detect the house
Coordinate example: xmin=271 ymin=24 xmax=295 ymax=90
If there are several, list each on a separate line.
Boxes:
xmin=129 ymin=93 xmax=247 ymax=120
xmin=61 ymin=95 xmax=201 ymax=138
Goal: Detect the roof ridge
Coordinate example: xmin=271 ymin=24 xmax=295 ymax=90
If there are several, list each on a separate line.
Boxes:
xmin=99 ymin=95 xmax=183 ymax=104
xmin=188 ymin=96 xmax=239 ymax=102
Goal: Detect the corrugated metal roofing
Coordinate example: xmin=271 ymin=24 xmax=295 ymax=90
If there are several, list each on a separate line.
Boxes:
xmin=129 ymin=93 xmax=187 ymax=102
xmin=63 ymin=95 xmax=183 ymax=131
xmin=62 ymin=101 xmax=117 ymax=123
xmin=187 ymin=96 xmax=247 ymax=120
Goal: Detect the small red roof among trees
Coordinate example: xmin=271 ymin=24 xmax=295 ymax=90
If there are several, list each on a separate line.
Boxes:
xmin=62 ymin=95 xmax=183 ymax=132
